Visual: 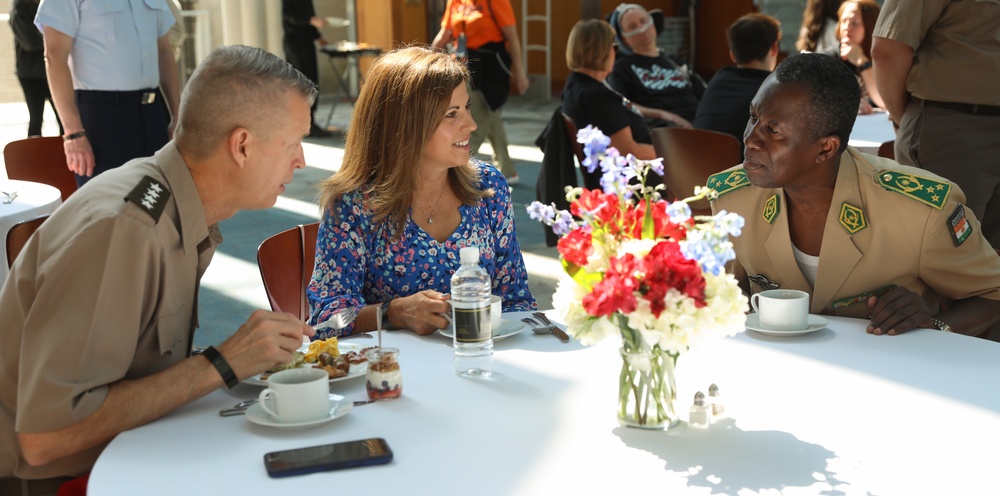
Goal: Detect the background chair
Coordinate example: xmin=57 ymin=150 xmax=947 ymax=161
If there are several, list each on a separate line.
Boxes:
xmin=560 ymin=112 xmax=603 ymax=191
xmin=6 ymin=214 xmax=49 ymax=268
xmin=3 ymin=136 xmax=77 ymax=202
xmin=651 ymin=127 xmax=742 ymax=217
xmin=257 ymin=222 xmax=319 ymax=321
xmin=878 ymin=140 xmax=895 ymax=160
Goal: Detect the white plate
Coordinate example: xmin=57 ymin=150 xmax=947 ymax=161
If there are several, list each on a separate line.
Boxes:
xmin=244 ymin=342 xmax=368 ymax=387
xmin=245 ymin=394 xmax=352 ymax=428
xmin=438 ymin=318 xmax=527 ymax=342
xmin=746 ymin=314 xmax=829 ymax=337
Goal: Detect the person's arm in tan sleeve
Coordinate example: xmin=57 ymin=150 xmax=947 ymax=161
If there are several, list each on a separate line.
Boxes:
xmin=499 ymin=24 xmax=529 ymax=95
xmin=871 ymin=36 xmax=914 ymax=126
xmin=17 ymin=311 xmax=314 ymax=467
xmin=42 ymin=25 xmax=94 ymax=176
xmin=157 ymin=34 xmax=180 ymax=137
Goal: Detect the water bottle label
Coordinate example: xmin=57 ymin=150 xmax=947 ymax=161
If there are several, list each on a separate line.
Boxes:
xmin=453 ymin=305 xmax=491 ymax=343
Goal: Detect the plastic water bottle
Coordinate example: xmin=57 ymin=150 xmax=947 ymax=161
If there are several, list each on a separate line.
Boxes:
xmin=451 ymin=246 xmax=493 ymax=377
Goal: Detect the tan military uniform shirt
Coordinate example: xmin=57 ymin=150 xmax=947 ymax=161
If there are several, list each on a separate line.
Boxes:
xmin=0 ymin=143 xmax=221 ymax=479
xmin=709 ymin=147 xmax=1000 ymax=318
xmin=873 ymin=0 xmax=1000 ymax=106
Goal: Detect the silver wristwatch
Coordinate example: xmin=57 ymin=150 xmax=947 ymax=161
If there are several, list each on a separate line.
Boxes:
xmin=931 ymin=318 xmax=952 ymax=333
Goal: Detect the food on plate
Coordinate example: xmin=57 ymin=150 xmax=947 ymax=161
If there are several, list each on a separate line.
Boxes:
xmin=366 ymin=351 xmax=402 ymax=399
xmin=304 ymin=337 xmax=340 ymax=363
xmin=261 ymin=351 xmax=305 ymax=379
xmin=314 ymin=351 xmax=351 ymax=378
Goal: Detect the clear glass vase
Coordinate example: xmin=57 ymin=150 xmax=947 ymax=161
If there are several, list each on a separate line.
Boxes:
xmin=618 ymin=345 xmax=679 ymax=430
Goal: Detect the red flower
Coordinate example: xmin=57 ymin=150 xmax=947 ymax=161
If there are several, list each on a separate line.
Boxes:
xmin=583 ymin=254 xmax=640 ymax=316
xmin=557 ymin=226 xmax=593 ymax=267
xmin=639 ymin=241 xmax=706 ymax=317
xmin=626 ymin=200 xmax=689 ymax=240
xmin=571 ymin=189 xmax=620 ymax=227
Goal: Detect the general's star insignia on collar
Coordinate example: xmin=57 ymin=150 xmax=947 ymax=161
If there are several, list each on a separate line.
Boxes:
xmin=125 ymin=175 xmax=170 ymax=223
xmin=839 ymin=202 xmax=867 ymax=234
xmin=706 ymin=168 xmax=750 ymax=196
xmin=875 ymin=170 xmax=950 ymax=210
xmin=762 ymin=194 xmax=780 ymax=224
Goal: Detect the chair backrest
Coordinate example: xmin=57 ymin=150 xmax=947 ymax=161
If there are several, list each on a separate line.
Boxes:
xmin=878 ymin=140 xmax=895 ymax=160
xmin=6 ymin=214 xmax=49 ymax=268
xmin=3 ymin=137 xmax=77 ymax=202
xmin=560 ymin=112 xmax=586 ymax=166
xmin=257 ymin=222 xmax=319 ymax=321
xmin=650 ymin=127 xmax=742 ymax=216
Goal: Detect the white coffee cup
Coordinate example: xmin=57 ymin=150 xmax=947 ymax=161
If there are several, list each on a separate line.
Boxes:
xmin=490 ymin=295 xmax=502 ymax=330
xmin=258 ymin=368 xmax=330 ymax=423
xmin=750 ymin=289 xmax=810 ymax=331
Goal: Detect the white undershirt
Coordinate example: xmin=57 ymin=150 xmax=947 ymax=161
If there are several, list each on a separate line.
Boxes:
xmin=792 ymin=243 xmax=820 ymax=289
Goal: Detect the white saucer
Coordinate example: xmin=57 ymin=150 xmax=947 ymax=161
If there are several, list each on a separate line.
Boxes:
xmin=245 ymin=394 xmax=352 ymax=428
xmin=746 ymin=314 xmax=829 ymax=337
xmin=438 ymin=318 xmax=527 ymax=342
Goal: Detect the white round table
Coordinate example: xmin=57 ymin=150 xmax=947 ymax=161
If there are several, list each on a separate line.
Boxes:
xmin=0 ymin=179 xmax=62 ymax=282
xmin=848 ymin=112 xmax=896 ymax=155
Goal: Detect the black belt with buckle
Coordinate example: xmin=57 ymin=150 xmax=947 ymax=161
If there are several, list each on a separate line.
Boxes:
xmin=76 ymin=89 xmax=159 ymax=105
xmin=919 ymin=98 xmax=1000 ymax=117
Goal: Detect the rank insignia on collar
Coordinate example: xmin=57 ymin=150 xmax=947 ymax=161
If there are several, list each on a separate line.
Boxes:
xmin=947 ymin=204 xmax=972 ymax=246
xmin=839 ymin=202 xmax=867 ymax=234
xmin=706 ymin=168 xmax=750 ymax=197
xmin=762 ymin=194 xmax=780 ymax=224
xmin=875 ymin=170 xmax=950 ymax=210
xmin=125 ymin=175 xmax=170 ymax=223
xmin=747 ymin=273 xmax=780 ymax=291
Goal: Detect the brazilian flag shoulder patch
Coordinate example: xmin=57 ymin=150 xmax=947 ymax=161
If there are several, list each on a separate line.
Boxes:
xmin=706 ymin=168 xmax=750 ymax=197
xmin=875 ymin=170 xmax=950 ymax=210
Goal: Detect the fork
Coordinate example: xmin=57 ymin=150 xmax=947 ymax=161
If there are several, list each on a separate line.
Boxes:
xmin=1 ymin=191 xmax=17 ymax=204
xmin=522 ymin=316 xmax=570 ymax=343
xmin=313 ymin=306 xmax=360 ymax=333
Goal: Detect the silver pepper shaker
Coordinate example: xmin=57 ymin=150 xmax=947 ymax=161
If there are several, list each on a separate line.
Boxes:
xmin=708 ymin=383 xmax=725 ymax=418
xmin=688 ymin=391 xmax=710 ymax=429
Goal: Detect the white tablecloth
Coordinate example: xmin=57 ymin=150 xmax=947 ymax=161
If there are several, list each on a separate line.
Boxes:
xmin=90 ymin=312 xmax=1000 ymax=495
xmin=848 ymin=112 xmax=896 ymax=155
xmin=0 ymin=179 xmax=61 ymax=282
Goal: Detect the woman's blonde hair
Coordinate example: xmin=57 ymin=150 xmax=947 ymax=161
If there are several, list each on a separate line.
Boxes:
xmin=318 ymin=46 xmax=490 ymax=236
xmin=566 ymin=19 xmax=615 ymax=71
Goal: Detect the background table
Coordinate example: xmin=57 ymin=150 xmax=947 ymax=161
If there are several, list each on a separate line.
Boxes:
xmin=0 ymin=179 xmax=61 ymax=282
xmin=319 ymin=41 xmax=383 ymax=128
xmin=848 ymin=111 xmax=896 ymax=155
xmin=90 ymin=312 xmax=1000 ymax=495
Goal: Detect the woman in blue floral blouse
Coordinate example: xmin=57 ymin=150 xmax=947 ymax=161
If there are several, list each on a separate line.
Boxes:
xmin=307 ymin=46 xmax=536 ymax=337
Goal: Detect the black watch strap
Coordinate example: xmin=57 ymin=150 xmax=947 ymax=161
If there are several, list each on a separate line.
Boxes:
xmin=201 ymin=346 xmax=239 ymax=389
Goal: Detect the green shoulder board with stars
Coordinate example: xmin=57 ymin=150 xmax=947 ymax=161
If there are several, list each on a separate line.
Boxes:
xmin=706 ymin=168 xmax=750 ymax=197
xmin=875 ymin=170 xmax=950 ymax=210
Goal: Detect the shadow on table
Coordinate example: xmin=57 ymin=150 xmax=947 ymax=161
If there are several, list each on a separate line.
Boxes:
xmin=615 ymin=418 xmax=852 ymax=495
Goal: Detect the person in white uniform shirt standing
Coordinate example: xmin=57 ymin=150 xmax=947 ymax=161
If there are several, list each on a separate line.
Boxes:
xmin=36 ymin=0 xmax=180 ymax=186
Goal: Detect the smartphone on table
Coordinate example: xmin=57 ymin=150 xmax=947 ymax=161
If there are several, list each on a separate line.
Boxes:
xmin=263 ymin=438 xmax=393 ymax=478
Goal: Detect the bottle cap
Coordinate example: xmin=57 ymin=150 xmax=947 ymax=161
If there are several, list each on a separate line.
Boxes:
xmin=694 ymin=391 xmax=705 ymax=406
xmin=459 ymin=246 xmax=480 ymax=264
xmin=709 ymin=384 xmax=720 ymax=396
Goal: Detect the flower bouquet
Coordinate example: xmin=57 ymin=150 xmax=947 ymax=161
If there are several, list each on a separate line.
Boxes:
xmin=527 ymin=126 xmax=748 ymax=429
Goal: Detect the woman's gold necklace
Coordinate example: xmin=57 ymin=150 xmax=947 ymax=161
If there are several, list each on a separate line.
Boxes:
xmin=415 ymin=186 xmax=446 ymax=225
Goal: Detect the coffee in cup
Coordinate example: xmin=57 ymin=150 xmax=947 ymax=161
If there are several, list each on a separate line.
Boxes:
xmin=258 ymin=367 xmax=330 ymax=423
xmin=750 ymin=289 xmax=810 ymax=331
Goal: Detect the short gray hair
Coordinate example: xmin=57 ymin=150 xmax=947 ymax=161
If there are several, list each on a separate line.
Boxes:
xmin=175 ymin=45 xmax=318 ymax=159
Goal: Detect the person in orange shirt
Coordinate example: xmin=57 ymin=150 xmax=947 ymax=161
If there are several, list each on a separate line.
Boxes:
xmin=432 ymin=0 xmax=529 ymax=185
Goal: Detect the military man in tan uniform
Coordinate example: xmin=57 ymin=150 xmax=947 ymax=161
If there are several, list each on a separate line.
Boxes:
xmin=0 ymin=46 xmax=317 ymax=495
xmin=709 ymin=53 xmax=1000 ymax=337
xmin=872 ymin=0 xmax=1000 ymax=248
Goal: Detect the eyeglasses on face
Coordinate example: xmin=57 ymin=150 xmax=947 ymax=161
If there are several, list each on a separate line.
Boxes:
xmin=621 ymin=16 xmax=653 ymax=38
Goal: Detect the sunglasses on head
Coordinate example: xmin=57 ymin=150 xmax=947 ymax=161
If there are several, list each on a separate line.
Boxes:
xmin=621 ymin=16 xmax=653 ymax=38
